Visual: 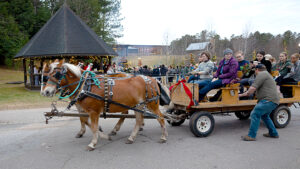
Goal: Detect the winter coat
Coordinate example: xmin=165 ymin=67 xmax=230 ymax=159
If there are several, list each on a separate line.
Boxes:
xmin=214 ymin=57 xmax=239 ymax=84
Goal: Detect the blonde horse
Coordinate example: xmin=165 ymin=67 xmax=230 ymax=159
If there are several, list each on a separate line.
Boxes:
xmin=41 ymin=60 xmax=168 ymax=151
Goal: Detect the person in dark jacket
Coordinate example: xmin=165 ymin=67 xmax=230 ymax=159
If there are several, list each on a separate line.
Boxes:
xmin=198 ymin=48 xmax=239 ymax=101
xmin=160 ymin=64 xmax=168 ymax=76
xmin=255 ymin=51 xmax=272 ymax=73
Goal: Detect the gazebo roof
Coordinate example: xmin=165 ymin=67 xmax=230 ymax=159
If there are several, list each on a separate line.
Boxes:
xmin=14 ymin=4 xmax=117 ymax=59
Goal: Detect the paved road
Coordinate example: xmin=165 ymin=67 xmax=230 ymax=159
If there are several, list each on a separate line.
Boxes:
xmin=0 ymin=107 xmax=300 ymax=169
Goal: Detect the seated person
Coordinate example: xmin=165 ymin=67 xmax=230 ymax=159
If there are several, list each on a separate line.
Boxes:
xmin=255 ymin=51 xmax=272 ymax=73
xmin=274 ymin=52 xmax=291 ymax=80
xmin=188 ymin=52 xmax=214 ymax=88
xmin=198 ymin=48 xmax=239 ymax=101
xmin=235 ymin=51 xmax=250 ymax=71
xmin=187 ymin=53 xmax=204 ymax=82
xmin=276 ymin=53 xmax=300 ymax=96
xmin=238 ymin=61 xmax=256 ymax=93
xmin=276 ymin=52 xmax=291 ymax=75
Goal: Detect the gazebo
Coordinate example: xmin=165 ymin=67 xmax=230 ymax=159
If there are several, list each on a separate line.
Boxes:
xmin=14 ymin=4 xmax=117 ymax=90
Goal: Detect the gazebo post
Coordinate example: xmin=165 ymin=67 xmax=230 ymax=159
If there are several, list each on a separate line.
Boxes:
xmin=40 ymin=58 xmax=44 ymax=70
xmin=23 ymin=58 xmax=27 ymax=86
xmin=30 ymin=59 xmax=34 ymax=89
xmin=100 ymin=56 xmax=103 ymax=72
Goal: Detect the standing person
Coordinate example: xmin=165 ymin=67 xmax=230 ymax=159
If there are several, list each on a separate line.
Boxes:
xmin=198 ymin=48 xmax=238 ymax=101
xmin=239 ymin=64 xmax=280 ymax=141
xmin=34 ymin=65 xmax=39 ymax=86
xmin=255 ymin=51 xmax=272 ymax=73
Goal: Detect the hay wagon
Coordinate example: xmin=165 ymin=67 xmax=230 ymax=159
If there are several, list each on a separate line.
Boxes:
xmin=168 ymin=80 xmax=300 ymax=137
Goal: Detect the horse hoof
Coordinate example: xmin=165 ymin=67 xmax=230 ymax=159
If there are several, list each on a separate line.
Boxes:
xmin=125 ymin=139 xmax=134 ymax=144
xmin=75 ymin=133 xmax=83 ymax=138
xmin=86 ymin=146 xmax=95 ymax=151
xmin=98 ymin=126 xmax=103 ymax=132
xmin=159 ymin=139 xmax=167 ymax=144
xmin=109 ymin=131 xmax=117 ymax=136
xmin=139 ymin=128 xmax=143 ymax=131
xmin=108 ymin=136 xmax=112 ymax=141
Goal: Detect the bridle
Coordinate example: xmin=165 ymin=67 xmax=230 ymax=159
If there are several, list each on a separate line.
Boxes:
xmin=42 ymin=67 xmax=67 ymax=90
xmin=42 ymin=66 xmax=81 ymax=93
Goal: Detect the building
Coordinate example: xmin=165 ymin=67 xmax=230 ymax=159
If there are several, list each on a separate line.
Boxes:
xmin=115 ymin=44 xmax=168 ymax=57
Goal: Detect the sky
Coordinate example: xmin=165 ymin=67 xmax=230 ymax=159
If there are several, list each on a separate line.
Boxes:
xmin=117 ymin=0 xmax=300 ymax=45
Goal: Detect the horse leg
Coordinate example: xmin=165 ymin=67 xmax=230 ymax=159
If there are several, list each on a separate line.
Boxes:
xmin=126 ymin=111 xmax=143 ymax=144
xmin=139 ymin=115 xmax=145 ymax=131
xmin=75 ymin=104 xmax=87 ymax=138
xmin=86 ymin=112 xmax=101 ymax=151
xmin=76 ymin=117 xmax=88 ymax=138
xmin=155 ymin=109 xmax=168 ymax=143
xmin=109 ymin=111 xmax=128 ymax=136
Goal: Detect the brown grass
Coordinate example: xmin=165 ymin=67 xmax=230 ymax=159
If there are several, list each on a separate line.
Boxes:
xmin=0 ymin=68 xmax=58 ymax=110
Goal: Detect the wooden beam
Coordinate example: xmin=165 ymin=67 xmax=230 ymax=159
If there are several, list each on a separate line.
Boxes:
xmin=23 ymin=59 xmax=27 ymax=85
xmin=30 ymin=59 xmax=34 ymax=89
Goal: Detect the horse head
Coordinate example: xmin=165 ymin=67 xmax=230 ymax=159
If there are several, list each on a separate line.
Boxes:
xmin=41 ymin=59 xmax=82 ymax=97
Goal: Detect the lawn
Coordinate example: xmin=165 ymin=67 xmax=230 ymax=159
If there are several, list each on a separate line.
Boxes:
xmin=0 ymin=67 xmax=61 ymax=110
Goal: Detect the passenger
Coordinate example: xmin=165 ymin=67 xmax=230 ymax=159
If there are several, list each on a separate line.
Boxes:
xmin=238 ymin=61 xmax=256 ymax=93
xmin=255 ymin=51 xmax=272 ymax=73
xmin=240 ymin=64 xmax=280 ymax=141
xmin=265 ymin=54 xmax=276 ymax=71
xmin=198 ymin=48 xmax=238 ymax=101
xmin=276 ymin=53 xmax=300 ymax=94
xmin=235 ymin=51 xmax=250 ymax=71
xmin=187 ymin=52 xmax=204 ymax=83
xmin=189 ymin=52 xmax=214 ymax=89
xmin=274 ymin=52 xmax=292 ymax=77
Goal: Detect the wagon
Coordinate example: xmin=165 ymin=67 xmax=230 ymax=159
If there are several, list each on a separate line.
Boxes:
xmin=168 ymin=80 xmax=300 ymax=137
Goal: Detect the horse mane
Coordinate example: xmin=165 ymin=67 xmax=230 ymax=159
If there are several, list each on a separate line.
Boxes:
xmin=63 ymin=63 xmax=82 ymax=78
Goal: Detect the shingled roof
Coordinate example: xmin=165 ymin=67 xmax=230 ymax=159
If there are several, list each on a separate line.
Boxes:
xmin=15 ymin=4 xmax=117 ymax=58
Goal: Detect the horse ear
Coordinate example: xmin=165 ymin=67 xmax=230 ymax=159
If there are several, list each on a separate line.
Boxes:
xmin=58 ymin=59 xmax=64 ymax=66
xmin=54 ymin=59 xmax=59 ymax=63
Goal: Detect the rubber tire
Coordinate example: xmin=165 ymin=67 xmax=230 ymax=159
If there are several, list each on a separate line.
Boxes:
xmin=235 ymin=111 xmax=251 ymax=120
xmin=270 ymin=105 xmax=291 ymax=128
xmin=189 ymin=112 xmax=215 ymax=137
xmin=166 ymin=110 xmax=186 ymax=126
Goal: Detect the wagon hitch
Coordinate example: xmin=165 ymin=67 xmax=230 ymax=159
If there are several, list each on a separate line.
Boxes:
xmin=44 ymin=102 xmax=63 ymax=124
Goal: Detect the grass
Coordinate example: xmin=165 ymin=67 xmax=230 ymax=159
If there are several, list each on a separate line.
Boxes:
xmin=0 ymin=67 xmax=58 ymax=110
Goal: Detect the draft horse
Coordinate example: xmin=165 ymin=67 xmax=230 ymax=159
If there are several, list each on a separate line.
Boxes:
xmin=41 ymin=60 xmax=168 ymax=151
xmin=41 ymin=63 xmax=132 ymax=138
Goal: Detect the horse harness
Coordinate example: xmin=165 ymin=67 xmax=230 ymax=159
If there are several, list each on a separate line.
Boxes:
xmin=52 ymin=71 xmax=161 ymax=119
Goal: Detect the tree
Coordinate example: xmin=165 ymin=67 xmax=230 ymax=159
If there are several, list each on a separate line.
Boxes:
xmin=0 ymin=1 xmax=28 ymax=65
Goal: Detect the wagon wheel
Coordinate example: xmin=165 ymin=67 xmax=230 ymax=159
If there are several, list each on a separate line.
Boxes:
xmin=270 ymin=105 xmax=291 ymax=128
xmin=234 ymin=111 xmax=251 ymax=120
xmin=189 ymin=111 xmax=215 ymax=137
xmin=166 ymin=109 xmax=186 ymax=126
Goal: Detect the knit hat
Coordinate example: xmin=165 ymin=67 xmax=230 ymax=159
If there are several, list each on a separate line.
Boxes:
xmin=223 ymin=48 xmax=233 ymax=56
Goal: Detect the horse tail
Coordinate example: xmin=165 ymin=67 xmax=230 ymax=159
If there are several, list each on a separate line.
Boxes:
xmin=156 ymin=79 xmax=171 ymax=106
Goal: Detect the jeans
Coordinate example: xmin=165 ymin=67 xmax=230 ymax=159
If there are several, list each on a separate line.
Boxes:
xmin=199 ymin=79 xmax=224 ymax=101
xmin=239 ymin=78 xmax=249 ymax=93
xmin=248 ymin=100 xmax=278 ymax=138
xmin=187 ymin=75 xmax=200 ymax=83
xmin=194 ymin=79 xmax=211 ymax=88
xmin=34 ymin=75 xmax=39 ymax=86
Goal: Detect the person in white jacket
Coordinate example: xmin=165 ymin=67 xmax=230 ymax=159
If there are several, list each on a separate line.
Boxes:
xmin=188 ymin=51 xmax=214 ymax=89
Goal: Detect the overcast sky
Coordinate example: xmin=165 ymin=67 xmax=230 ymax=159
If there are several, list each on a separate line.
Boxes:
xmin=117 ymin=0 xmax=300 ymax=45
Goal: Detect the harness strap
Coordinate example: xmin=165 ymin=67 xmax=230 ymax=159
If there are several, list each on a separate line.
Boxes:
xmin=103 ymin=77 xmax=108 ymax=118
xmin=82 ymin=91 xmax=159 ymax=119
